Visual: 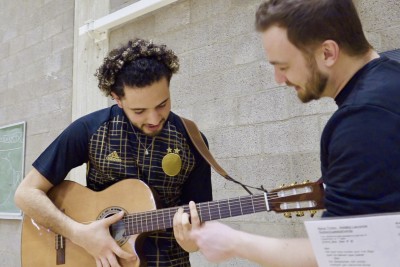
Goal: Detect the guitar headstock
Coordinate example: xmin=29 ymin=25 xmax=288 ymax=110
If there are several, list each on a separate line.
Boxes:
xmin=268 ymin=180 xmax=325 ymax=218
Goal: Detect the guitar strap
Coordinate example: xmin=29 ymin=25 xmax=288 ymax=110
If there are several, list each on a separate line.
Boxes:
xmin=180 ymin=116 xmax=260 ymax=195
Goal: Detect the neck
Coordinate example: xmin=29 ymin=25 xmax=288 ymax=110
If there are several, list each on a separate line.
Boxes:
xmin=325 ymin=49 xmax=380 ymax=99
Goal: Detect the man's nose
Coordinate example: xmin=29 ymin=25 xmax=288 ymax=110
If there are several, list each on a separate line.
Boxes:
xmin=274 ymin=69 xmax=286 ymax=84
xmin=147 ymin=110 xmax=162 ymax=125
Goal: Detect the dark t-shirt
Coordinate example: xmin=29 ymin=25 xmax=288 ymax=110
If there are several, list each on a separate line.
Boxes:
xmin=321 ymin=57 xmax=400 ymax=217
xmin=33 ymin=105 xmax=212 ymax=266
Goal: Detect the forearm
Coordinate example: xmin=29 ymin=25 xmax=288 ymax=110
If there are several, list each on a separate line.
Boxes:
xmin=16 ymin=187 xmax=79 ymax=238
xmin=235 ymin=232 xmax=317 ymax=267
xmin=14 ymin=169 xmax=81 ymax=242
xmin=15 ymin=169 xmax=136 ymax=263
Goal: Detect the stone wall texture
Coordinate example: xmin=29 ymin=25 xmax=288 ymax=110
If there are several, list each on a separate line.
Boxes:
xmin=0 ymin=0 xmax=398 ymax=266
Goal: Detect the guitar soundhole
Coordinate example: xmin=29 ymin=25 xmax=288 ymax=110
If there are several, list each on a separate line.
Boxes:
xmin=97 ymin=206 xmax=129 ymax=246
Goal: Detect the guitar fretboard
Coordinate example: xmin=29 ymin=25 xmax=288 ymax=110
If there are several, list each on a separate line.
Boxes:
xmin=122 ymin=194 xmax=267 ymax=236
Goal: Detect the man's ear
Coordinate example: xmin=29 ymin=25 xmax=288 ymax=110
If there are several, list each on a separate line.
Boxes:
xmin=320 ymin=40 xmax=339 ymax=67
xmin=111 ymin=92 xmax=123 ymax=108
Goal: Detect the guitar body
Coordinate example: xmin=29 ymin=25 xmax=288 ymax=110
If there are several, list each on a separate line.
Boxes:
xmin=21 ymin=179 xmax=157 ymax=267
xmin=21 ymin=178 xmax=325 ymax=266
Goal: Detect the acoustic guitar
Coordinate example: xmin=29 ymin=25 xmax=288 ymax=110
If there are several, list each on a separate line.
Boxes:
xmin=21 ymin=179 xmax=324 ymax=267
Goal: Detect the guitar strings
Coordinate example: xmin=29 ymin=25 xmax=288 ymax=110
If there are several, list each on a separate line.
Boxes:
xmin=109 ymin=184 xmax=320 ymax=235
xmin=122 ymin=193 xmax=285 ymax=223
xmin=89 ymin=194 xmax=297 ymax=236
xmin=119 ymin=193 xmax=288 ymax=234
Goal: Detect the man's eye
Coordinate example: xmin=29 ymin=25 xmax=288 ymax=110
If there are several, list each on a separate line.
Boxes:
xmin=134 ymin=110 xmax=144 ymax=114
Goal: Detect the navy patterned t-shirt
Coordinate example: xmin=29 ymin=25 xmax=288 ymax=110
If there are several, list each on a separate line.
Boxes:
xmin=33 ymin=104 xmax=212 ymax=266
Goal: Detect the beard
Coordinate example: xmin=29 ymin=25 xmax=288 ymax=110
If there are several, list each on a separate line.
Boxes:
xmin=291 ymin=57 xmax=329 ymax=103
xmin=140 ymin=119 xmax=166 ymax=137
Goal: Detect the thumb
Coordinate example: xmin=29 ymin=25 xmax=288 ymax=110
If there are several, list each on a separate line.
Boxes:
xmin=105 ymin=210 xmax=125 ymax=225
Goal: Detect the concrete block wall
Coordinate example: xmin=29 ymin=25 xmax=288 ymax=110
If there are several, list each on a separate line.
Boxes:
xmin=0 ymin=0 xmax=74 ymax=266
xmin=109 ymin=0 xmax=399 ymax=266
xmin=0 ymin=0 xmax=398 ymax=266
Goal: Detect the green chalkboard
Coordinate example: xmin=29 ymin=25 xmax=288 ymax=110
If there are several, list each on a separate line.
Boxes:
xmin=0 ymin=121 xmax=25 ymax=219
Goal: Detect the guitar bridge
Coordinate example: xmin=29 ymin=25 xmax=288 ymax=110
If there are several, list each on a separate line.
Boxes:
xmin=55 ymin=233 xmax=65 ymax=265
xmin=55 ymin=209 xmax=66 ymax=265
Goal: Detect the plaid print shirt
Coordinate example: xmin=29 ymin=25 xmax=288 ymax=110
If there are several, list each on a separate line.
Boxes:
xmin=33 ymin=105 xmax=212 ymax=266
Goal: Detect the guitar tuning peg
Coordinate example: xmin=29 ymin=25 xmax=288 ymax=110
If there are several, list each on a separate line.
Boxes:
xmin=280 ymin=184 xmax=285 ymax=188
xmin=283 ymin=212 xmax=292 ymax=218
xmin=290 ymin=182 xmax=298 ymax=186
xmin=296 ymin=211 xmax=304 ymax=217
xmin=309 ymin=210 xmax=317 ymax=217
xmin=303 ymin=180 xmax=310 ymax=184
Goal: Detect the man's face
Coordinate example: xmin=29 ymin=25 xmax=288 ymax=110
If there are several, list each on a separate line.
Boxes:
xmin=261 ymin=26 xmax=328 ymax=103
xmin=112 ymin=77 xmax=171 ymax=136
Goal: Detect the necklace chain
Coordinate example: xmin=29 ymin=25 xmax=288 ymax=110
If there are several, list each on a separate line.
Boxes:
xmin=129 ymin=121 xmax=155 ymax=155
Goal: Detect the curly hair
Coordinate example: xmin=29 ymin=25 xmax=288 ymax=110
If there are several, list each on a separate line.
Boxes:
xmin=95 ymin=38 xmax=180 ymax=97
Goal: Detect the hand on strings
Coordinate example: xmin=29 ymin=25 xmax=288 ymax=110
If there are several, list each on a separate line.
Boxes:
xmin=173 ymin=201 xmax=200 ymax=252
xmin=73 ymin=211 xmax=136 ymax=267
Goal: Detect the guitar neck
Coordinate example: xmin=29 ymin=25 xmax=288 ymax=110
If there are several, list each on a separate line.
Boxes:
xmin=122 ymin=181 xmax=324 ymax=236
xmin=123 ymin=194 xmax=267 ymax=236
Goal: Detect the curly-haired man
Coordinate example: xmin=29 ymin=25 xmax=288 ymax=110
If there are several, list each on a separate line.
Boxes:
xmin=15 ymin=39 xmax=212 ymax=267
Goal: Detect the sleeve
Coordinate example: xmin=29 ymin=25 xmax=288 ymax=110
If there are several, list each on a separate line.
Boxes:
xmin=32 ymin=118 xmax=90 ymax=185
xmin=321 ymin=105 xmax=400 ymax=216
xmin=179 ymin=131 xmax=213 ymax=205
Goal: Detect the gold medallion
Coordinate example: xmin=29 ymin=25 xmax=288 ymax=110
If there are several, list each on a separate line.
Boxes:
xmin=162 ymin=148 xmax=182 ymax=176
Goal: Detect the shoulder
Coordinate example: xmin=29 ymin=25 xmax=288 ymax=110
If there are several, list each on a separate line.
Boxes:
xmin=70 ymin=105 xmax=124 ymax=135
xmin=342 ymin=57 xmax=400 ymax=112
xmin=322 ymin=104 xmax=400 ymax=153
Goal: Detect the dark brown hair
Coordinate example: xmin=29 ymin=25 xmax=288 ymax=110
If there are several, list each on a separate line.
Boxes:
xmin=255 ymin=0 xmax=372 ymax=56
xmin=95 ymin=38 xmax=179 ymax=98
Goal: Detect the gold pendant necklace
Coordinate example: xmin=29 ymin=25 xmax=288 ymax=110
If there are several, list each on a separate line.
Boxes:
xmin=162 ymin=122 xmax=182 ymax=176
xmin=130 ymin=121 xmax=154 ymax=156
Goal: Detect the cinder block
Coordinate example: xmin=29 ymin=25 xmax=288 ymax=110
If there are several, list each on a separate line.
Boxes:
xmin=261 ymin=116 xmax=321 ymax=154
xmin=291 ymin=152 xmax=321 ymax=182
xmin=43 ymin=0 xmax=74 ymax=20
xmin=110 ymin=0 xmax=137 ymax=12
xmin=52 ymin=28 xmax=73 ymax=53
xmin=356 ymin=0 xmax=400 ymax=31
xmin=238 ymin=88 xmax=290 ymax=124
xmin=25 ymin=41 xmax=52 ymax=63
xmin=231 ymin=0 xmax=263 ymax=9
xmin=232 ymin=32 xmax=264 ymax=66
xmin=210 ymin=125 xmax=262 ymax=158
xmin=287 ymin=93 xmax=337 ymax=118
xmin=25 ymin=25 xmax=43 ymax=48
xmin=376 ymin=26 xmax=400 ymax=52
xmin=193 ymin=97 xmax=238 ymax=129
xmin=190 ymin=41 xmax=234 ymax=76
xmin=110 ymin=15 xmax=155 ymax=46
xmin=154 ymin=1 xmax=190 ymax=34
xmin=0 ymin=74 xmax=7 ymax=92
xmin=8 ymin=36 xmax=24 ymax=55
xmin=190 ymin=0 xmax=231 ymax=24
xmin=43 ymin=15 xmax=64 ymax=40
xmin=233 ymin=154 xmax=293 ymax=190
xmin=227 ymin=6 xmax=260 ymax=39
xmin=365 ymin=31 xmax=383 ymax=52
xmin=7 ymin=68 xmax=25 ymax=89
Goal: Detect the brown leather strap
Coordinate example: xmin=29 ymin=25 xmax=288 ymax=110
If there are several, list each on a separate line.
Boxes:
xmin=180 ymin=117 xmax=256 ymax=195
xmin=180 ymin=117 xmax=229 ymax=178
